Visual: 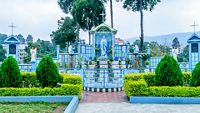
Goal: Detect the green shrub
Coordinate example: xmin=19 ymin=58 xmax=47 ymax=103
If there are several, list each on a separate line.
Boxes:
xmin=124 ymin=73 xmax=155 ymax=86
xmin=148 ymin=86 xmax=200 ymax=97
xmin=36 ymin=55 xmax=60 ymax=87
xmin=124 ymin=80 xmax=148 ymax=97
xmin=155 ymin=54 xmax=183 ymax=86
xmin=60 ymin=73 xmax=82 ymax=85
xmin=21 ymin=72 xmax=38 ymax=87
xmin=0 ymin=84 xmax=82 ymax=98
xmin=0 ymin=56 xmax=22 ymax=87
xmin=190 ymin=62 xmax=200 ymax=87
xmin=183 ymin=72 xmax=192 ymax=86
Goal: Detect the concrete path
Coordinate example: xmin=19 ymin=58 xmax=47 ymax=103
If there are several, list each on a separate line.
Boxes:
xmin=76 ymin=103 xmax=200 ymax=113
xmin=76 ymin=91 xmax=200 ymax=113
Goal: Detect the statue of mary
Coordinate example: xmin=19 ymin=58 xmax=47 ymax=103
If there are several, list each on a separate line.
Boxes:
xmin=100 ymin=36 xmax=107 ymax=58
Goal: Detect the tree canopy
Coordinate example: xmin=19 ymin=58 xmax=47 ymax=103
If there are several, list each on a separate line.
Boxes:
xmin=71 ymin=0 xmax=106 ymax=44
xmin=51 ymin=17 xmax=76 ymax=49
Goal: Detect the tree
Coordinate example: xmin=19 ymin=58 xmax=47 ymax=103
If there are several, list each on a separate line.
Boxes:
xmin=0 ymin=45 xmax=6 ymax=62
xmin=155 ymin=54 xmax=183 ymax=86
xmin=51 ymin=17 xmax=76 ymax=51
xmin=71 ymin=0 xmax=106 ymax=45
xmin=172 ymin=37 xmax=180 ymax=49
xmin=58 ymin=0 xmax=80 ymax=43
xmin=26 ymin=34 xmax=33 ymax=43
xmin=0 ymin=56 xmax=22 ymax=87
xmin=36 ymin=55 xmax=60 ymax=87
xmin=120 ymin=0 xmax=161 ymax=52
xmin=177 ymin=45 xmax=189 ymax=62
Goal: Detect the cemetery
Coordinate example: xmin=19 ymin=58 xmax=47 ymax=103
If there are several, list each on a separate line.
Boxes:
xmin=1 ymin=0 xmax=200 ymax=113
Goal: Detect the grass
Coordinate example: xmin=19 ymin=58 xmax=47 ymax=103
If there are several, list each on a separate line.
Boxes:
xmin=0 ymin=102 xmax=68 ymax=113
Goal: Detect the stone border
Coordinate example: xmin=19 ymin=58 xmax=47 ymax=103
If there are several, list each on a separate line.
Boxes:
xmin=0 ymin=96 xmax=79 ymax=113
xmin=130 ymin=96 xmax=200 ymax=104
xmin=84 ymin=87 xmax=123 ymax=92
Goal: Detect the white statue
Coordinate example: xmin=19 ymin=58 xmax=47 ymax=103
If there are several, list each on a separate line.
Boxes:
xmin=134 ymin=45 xmax=139 ymax=53
xmin=100 ymin=36 xmax=107 ymax=57
xmin=172 ymin=48 xmax=179 ymax=61
xmin=30 ymin=48 xmax=36 ymax=62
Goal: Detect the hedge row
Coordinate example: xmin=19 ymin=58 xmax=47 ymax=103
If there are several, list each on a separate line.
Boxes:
xmin=125 ymin=72 xmax=191 ymax=86
xmin=21 ymin=72 xmax=82 ymax=87
xmin=0 ymin=84 xmax=82 ymax=98
xmin=60 ymin=73 xmax=82 ymax=85
xmin=124 ymin=80 xmax=200 ymax=98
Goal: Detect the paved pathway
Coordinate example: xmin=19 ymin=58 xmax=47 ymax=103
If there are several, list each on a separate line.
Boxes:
xmin=76 ymin=91 xmax=200 ymax=113
xmin=81 ymin=91 xmax=127 ymax=103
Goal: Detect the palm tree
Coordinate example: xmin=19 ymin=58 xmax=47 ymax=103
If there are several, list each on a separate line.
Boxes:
xmin=110 ymin=0 xmax=114 ymax=28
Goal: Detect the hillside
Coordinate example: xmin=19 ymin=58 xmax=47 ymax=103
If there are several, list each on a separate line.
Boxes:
xmin=125 ymin=32 xmax=200 ymax=46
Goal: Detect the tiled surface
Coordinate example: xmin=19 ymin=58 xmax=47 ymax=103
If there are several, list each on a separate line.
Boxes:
xmin=81 ymin=91 xmax=128 ymax=103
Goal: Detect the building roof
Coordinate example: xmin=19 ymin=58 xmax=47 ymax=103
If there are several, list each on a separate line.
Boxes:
xmin=4 ymin=35 xmax=20 ymax=44
xmin=187 ymin=33 xmax=200 ymax=43
xmin=90 ymin=23 xmax=117 ymax=34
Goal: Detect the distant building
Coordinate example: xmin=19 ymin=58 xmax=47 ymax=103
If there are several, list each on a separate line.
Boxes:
xmin=2 ymin=35 xmax=28 ymax=63
xmin=115 ymin=38 xmax=125 ymax=45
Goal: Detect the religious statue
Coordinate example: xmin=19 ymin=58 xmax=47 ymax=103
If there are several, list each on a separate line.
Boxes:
xmin=134 ymin=45 xmax=139 ymax=53
xmin=172 ymin=48 xmax=179 ymax=61
xmin=100 ymin=36 xmax=107 ymax=58
xmin=30 ymin=48 xmax=36 ymax=62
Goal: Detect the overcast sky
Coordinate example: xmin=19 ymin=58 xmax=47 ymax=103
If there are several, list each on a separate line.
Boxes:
xmin=0 ymin=0 xmax=200 ymax=43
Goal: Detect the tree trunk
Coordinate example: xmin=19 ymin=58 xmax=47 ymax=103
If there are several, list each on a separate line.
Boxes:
xmin=110 ymin=0 xmax=114 ymax=28
xmin=89 ymin=31 xmax=91 ymax=45
xmin=76 ymin=24 xmax=80 ymax=43
xmin=139 ymin=1 xmax=144 ymax=53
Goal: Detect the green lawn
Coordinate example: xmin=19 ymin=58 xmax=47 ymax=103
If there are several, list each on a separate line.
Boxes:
xmin=0 ymin=102 xmax=68 ymax=113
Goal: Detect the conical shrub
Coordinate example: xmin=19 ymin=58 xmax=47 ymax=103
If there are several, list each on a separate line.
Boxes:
xmin=154 ymin=54 xmax=183 ymax=86
xmin=0 ymin=56 xmax=22 ymax=87
xmin=190 ymin=62 xmax=200 ymax=87
xmin=36 ymin=55 xmax=60 ymax=87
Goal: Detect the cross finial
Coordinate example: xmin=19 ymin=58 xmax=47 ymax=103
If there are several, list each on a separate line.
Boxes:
xmin=100 ymin=12 xmax=106 ymax=23
xmin=8 ymin=23 xmax=16 ymax=35
xmin=190 ymin=21 xmax=199 ymax=33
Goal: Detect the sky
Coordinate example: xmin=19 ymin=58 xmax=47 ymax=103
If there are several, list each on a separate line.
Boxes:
xmin=0 ymin=0 xmax=200 ymax=43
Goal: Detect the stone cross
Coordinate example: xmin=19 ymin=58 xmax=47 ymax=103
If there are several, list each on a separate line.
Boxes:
xmin=190 ymin=21 xmax=199 ymax=33
xmin=100 ymin=12 xmax=106 ymax=23
xmin=8 ymin=23 xmax=16 ymax=35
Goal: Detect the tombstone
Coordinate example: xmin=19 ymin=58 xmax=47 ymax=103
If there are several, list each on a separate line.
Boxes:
xmin=187 ymin=33 xmax=200 ymax=71
xmin=3 ymin=35 xmax=20 ymax=61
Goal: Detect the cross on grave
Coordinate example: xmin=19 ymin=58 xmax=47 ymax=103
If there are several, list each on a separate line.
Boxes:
xmin=190 ymin=21 xmax=199 ymax=33
xmin=100 ymin=12 xmax=106 ymax=23
xmin=8 ymin=23 xmax=16 ymax=35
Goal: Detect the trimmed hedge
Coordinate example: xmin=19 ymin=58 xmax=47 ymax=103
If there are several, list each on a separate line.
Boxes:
xmin=125 ymin=72 xmax=192 ymax=86
xmin=0 ymin=84 xmax=82 ymax=98
xmin=124 ymin=80 xmax=148 ymax=97
xmin=21 ymin=72 xmax=82 ymax=87
xmin=60 ymin=73 xmax=82 ymax=85
xmin=21 ymin=72 xmax=38 ymax=87
xmin=124 ymin=80 xmax=200 ymax=98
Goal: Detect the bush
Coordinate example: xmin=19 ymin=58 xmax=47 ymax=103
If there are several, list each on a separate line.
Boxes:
xmin=21 ymin=72 xmax=38 ymax=87
xmin=190 ymin=62 xmax=200 ymax=87
xmin=124 ymin=72 xmax=191 ymax=86
xmin=0 ymin=84 xmax=82 ymax=98
xmin=36 ymin=55 xmax=60 ymax=87
xmin=155 ymin=54 xmax=183 ymax=86
xmin=0 ymin=56 xmax=22 ymax=87
xmin=148 ymin=86 xmax=200 ymax=97
xmin=60 ymin=73 xmax=82 ymax=85
xmin=124 ymin=80 xmax=148 ymax=97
